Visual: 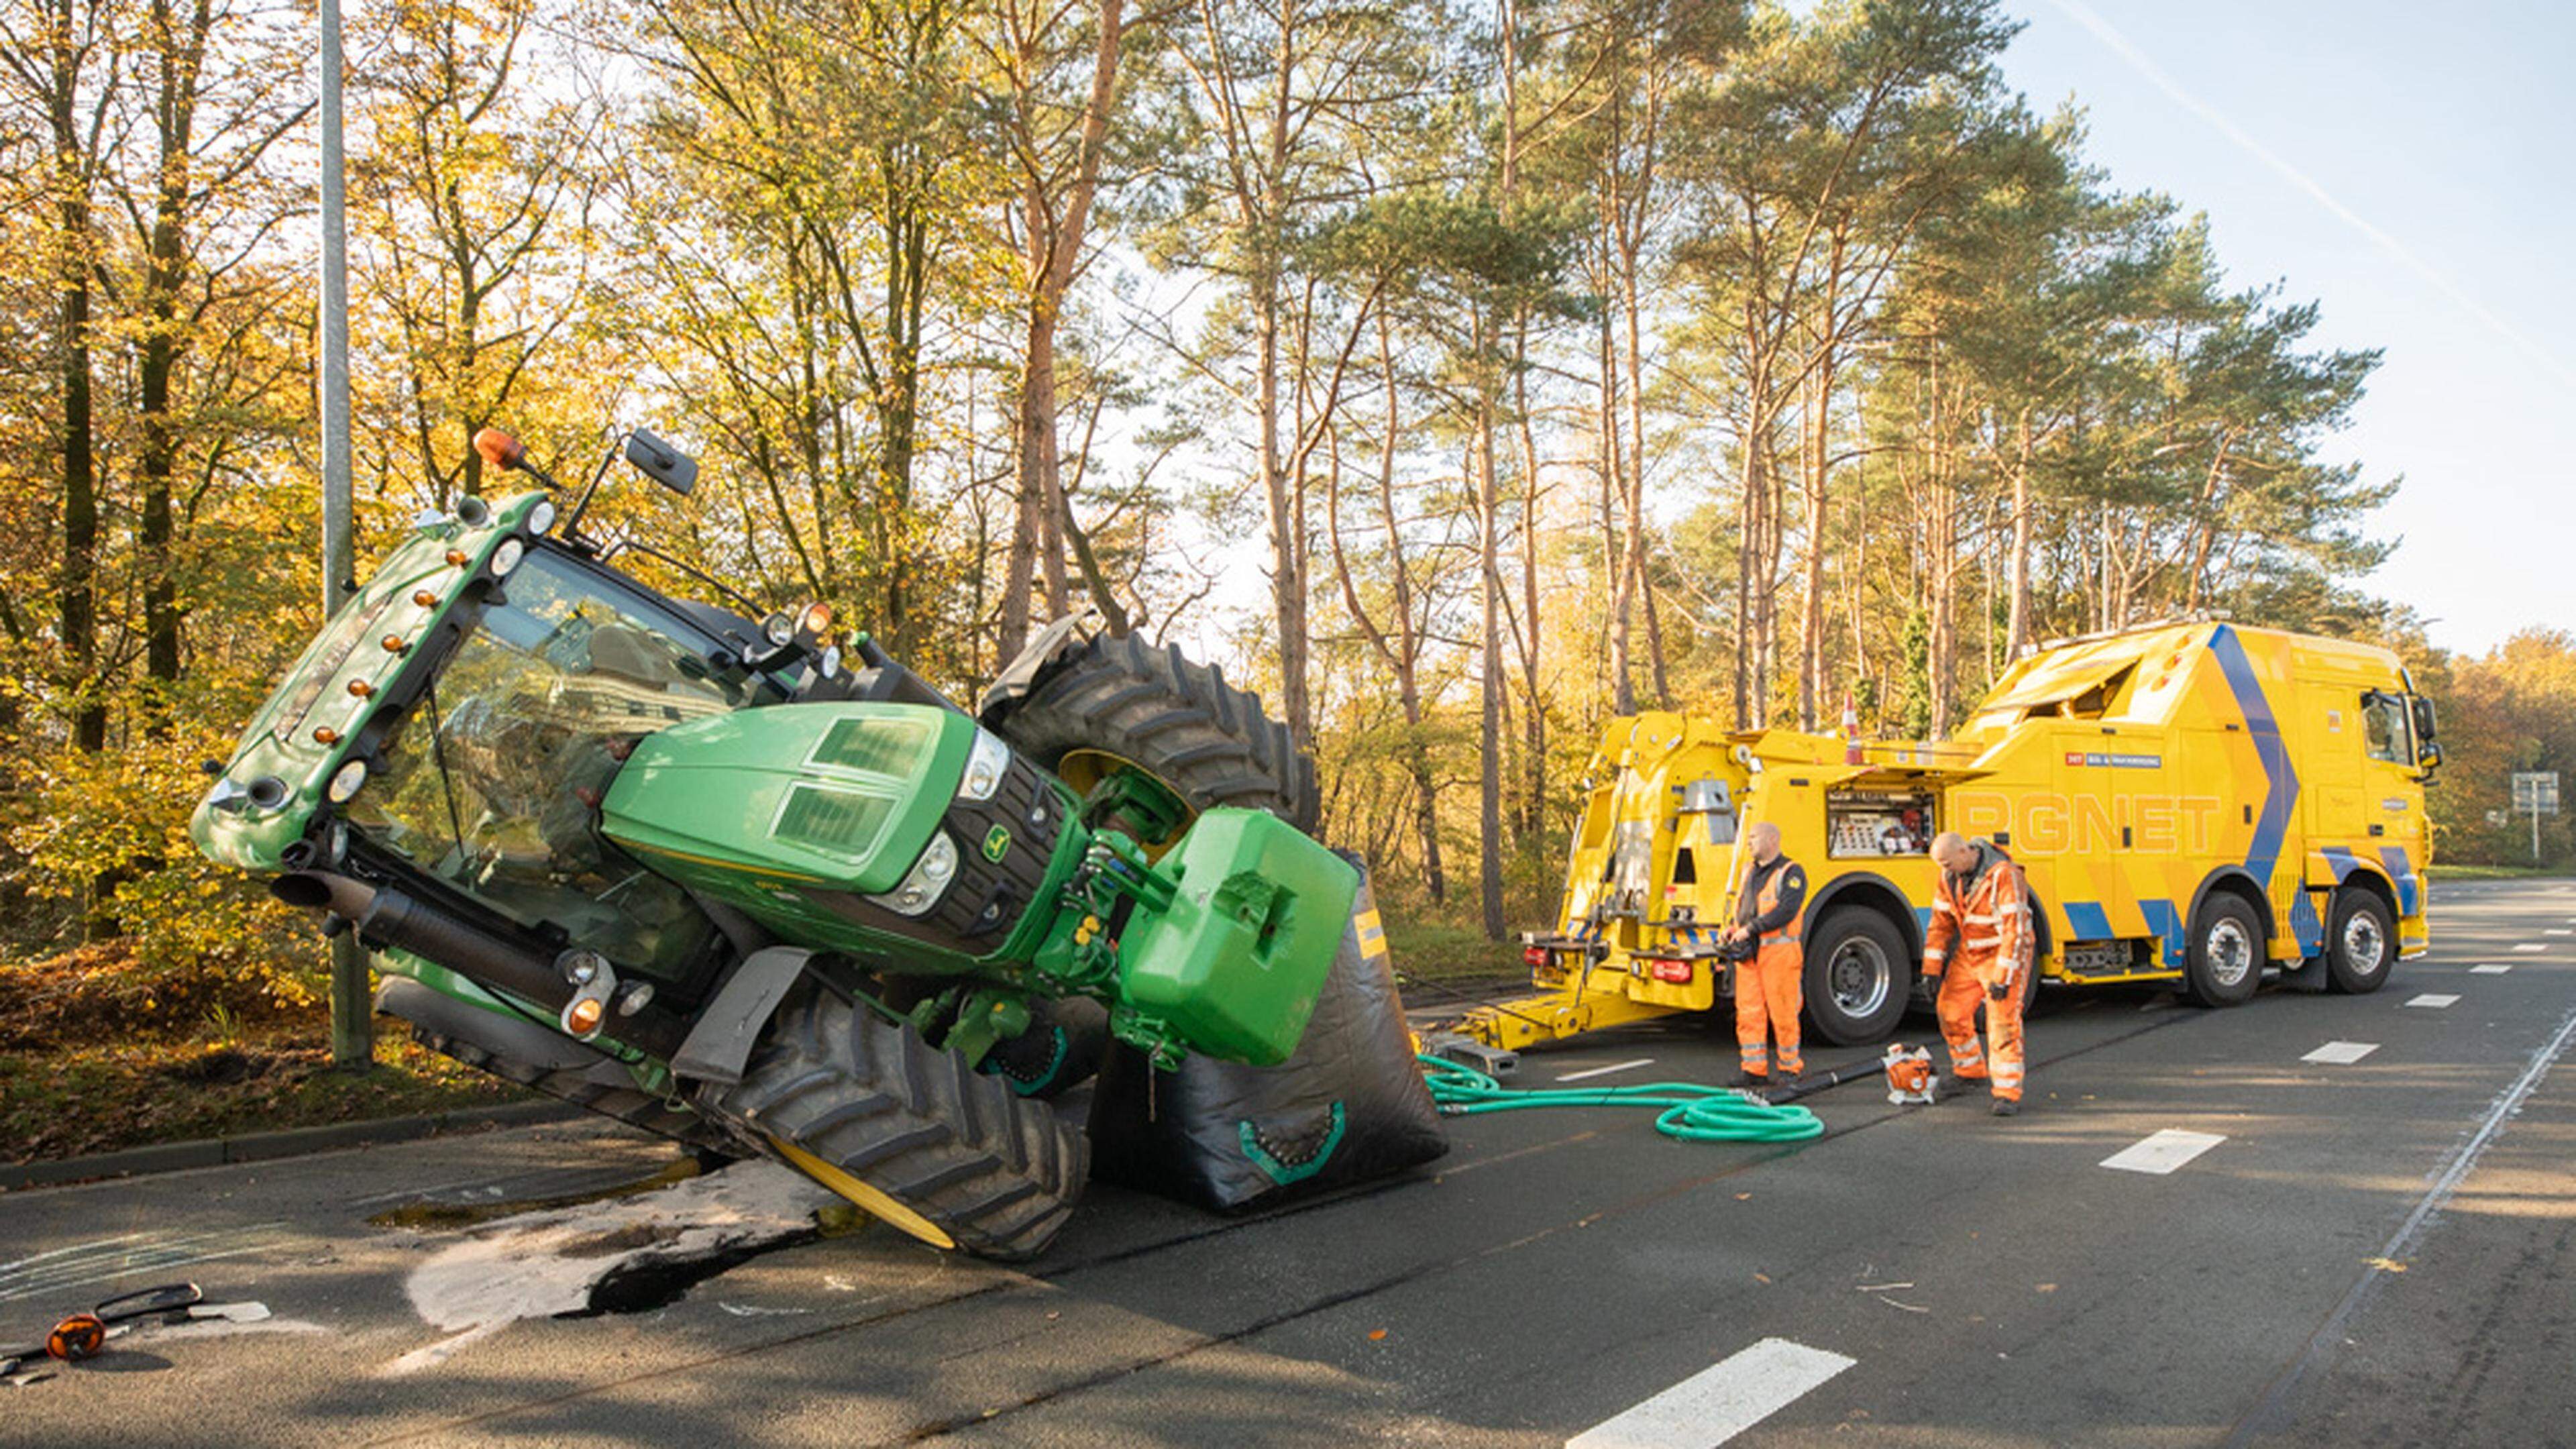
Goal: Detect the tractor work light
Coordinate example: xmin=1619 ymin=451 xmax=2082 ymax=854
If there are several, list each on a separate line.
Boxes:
xmin=960 ymin=729 xmax=1010 ymax=802
xmin=873 ymin=831 xmax=961 ymax=916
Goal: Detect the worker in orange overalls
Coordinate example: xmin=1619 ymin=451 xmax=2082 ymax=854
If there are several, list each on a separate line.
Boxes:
xmin=1925 ymin=830 xmax=2035 ymax=1116
xmin=1719 ymin=820 xmax=1807 ymax=1090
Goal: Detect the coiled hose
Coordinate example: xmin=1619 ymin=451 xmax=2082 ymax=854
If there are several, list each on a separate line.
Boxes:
xmin=1416 ymin=1055 xmax=1825 ymax=1143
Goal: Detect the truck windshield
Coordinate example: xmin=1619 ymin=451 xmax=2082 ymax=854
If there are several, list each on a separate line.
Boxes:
xmin=342 ymin=547 xmax=774 ymax=982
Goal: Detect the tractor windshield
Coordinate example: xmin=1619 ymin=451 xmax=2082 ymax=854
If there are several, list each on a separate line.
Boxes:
xmin=343 ymin=547 xmax=779 ymax=981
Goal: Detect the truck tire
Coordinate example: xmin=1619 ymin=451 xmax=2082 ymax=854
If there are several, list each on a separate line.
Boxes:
xmin=708 ymin=983 xmax=1087 ymax=1262
xmin=985 ymin=631 xmax=1316 ymax=831
xmin=2183 ymin=894 xmax=2265 ymax=1007
xmin=1802 ymin=907 xmax=1913 ymax=1046
xmin=407 ymin=1023 xmax=737 ymax=1159
xmin=2325 ymin=888 xmax=2396 ymax=994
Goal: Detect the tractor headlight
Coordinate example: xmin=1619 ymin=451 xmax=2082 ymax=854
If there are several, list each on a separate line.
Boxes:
xmin=326 ymin=759 xmax=368 ymax=803
xmin=871 ymin=831 xmax=959 ymax=916
xmin=490 ymin=538 xmax=525 ymax=578
xmin=528 ymin=499 xmax=557 ymax=534
xmin=960 ymin=728 xmax=1010 ymax=802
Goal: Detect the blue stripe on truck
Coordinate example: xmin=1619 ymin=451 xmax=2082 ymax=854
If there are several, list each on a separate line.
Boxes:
xmin=2064 ymin=901 xmax=2114 ymax=941
xmin=2208 ymin=625 xmax=2300 ymax=886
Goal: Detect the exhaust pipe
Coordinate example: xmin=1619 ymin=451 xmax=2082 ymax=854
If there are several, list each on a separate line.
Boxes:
xmin=272 ymin=871 xmax=686 ymax=1059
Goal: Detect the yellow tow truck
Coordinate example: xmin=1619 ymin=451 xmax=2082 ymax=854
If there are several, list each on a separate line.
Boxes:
xmin=1460 ymin=619 xmax=2440 ymax=1055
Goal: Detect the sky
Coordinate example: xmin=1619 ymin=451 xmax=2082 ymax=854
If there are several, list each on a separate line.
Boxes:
xmin=1992 ymin=0 xmax=2576 ymax=657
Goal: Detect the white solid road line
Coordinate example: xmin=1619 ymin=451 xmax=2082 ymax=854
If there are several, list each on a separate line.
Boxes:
xmin=1566 ymin=1337 xmax=1855 ymax=1449
xmin=1556 ymin=1059 xmax=1656 ymax=1083
xmin=2302 ymin=1041 xmax=2379 ymax=1065
xmin=2406 ymin=994 xmax=2461 ymax=1008
xmin=2100 ymin=1129 xmax=2227 ymax=1175
xmin=2471 ymin=965 xmax=2514 ymax=975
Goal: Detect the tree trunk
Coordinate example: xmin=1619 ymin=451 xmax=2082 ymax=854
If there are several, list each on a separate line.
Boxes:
xmin=49 ymin=25 xmax=104 ymax=755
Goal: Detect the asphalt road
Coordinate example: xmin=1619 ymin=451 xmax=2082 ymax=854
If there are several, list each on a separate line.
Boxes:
xmin=3 ymin=878 xmax=2573 ymax=1447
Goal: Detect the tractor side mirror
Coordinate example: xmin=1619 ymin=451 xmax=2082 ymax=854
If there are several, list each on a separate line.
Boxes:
xmin=625 ymin=429 xmax=698 ymax=496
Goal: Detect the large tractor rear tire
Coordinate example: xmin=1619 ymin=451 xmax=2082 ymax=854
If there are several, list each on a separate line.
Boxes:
xmin=986 ymin=631 xmax=1316 ymax=830
xmin=709 ymin=983 xmax=1088 ymax=1262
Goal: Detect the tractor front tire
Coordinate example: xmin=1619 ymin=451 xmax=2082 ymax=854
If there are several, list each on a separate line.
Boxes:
xmin=708 ymin=984 xmax=1087 ymax=1262
xmin=986 ymin=631 xmax=1316 ymax=830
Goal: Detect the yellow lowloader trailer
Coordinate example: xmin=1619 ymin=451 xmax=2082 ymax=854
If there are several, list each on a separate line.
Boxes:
xmin=1460 ymin=619 xmax=2442 ymax=1055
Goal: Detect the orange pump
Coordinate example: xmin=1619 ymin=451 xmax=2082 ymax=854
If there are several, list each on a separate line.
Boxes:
xmin=1883 ymin=1043 xmax=1937 ymax=1105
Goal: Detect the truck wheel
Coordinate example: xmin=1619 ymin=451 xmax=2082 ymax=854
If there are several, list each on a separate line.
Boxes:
xmin=1802 ymin=908 xmax=1913 ymax=1046
xmin=407 ymin=1024 xmax=739 ymax=1159
xmin=708 ymin=983 xmax=1087 ymax=1261
xmin=984 ymin=631 xmax=1316 ymax=832
xmin=2325 ymin=889 xmax=2396 ymax=994
xmin=2184 ymin=894 xmax=2265 ymax=1008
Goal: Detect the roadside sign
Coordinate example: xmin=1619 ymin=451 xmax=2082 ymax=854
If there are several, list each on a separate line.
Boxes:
xmin=2513 ymin=771 xmax=2561 ymax=814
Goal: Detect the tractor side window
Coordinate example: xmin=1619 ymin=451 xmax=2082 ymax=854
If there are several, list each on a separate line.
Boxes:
xmin=2361 ymin=693 xmax=2411 ymax=765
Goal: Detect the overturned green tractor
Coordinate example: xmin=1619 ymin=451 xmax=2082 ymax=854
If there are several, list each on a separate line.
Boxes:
xmin=193 ymin=426 xmax=1350 ymax=1258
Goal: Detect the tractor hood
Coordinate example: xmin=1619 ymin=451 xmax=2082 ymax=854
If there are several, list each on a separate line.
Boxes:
xmin=600 ymin=702 xmax=976 ymax=896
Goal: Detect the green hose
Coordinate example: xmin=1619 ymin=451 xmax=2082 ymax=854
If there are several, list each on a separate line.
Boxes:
xmin=1416 ymin=1054 xmax=1825 ymax=1143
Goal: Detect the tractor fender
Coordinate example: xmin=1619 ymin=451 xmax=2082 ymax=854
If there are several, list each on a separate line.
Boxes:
xmin=670 ymin=947 xmax=822 ymax=1085
xmin=976 ymin=611 xmax=1097 ymax=723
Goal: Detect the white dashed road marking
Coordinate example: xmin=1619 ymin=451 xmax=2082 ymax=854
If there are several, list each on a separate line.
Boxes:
xmin=2513 ymin=943 xmax=2548 ymax=953
xmin=2471 ymin=965 xmax=2513 ymax=975
xmin=2302 ymin=1041 xmax=2379 ymax=1064
xmin=2406 ymin=994 xmax=2461 ymax=1008
xmin=1566 ymin=1337 xmax=1856 ymax=1449
xmin=2547 ymin=928 xmax=2573 ymax=937
xmin=1556 ymin=1059 xmax=1656 ymax=1083
xmin=2100 ymin=1129 xmax=2227 ymax=1175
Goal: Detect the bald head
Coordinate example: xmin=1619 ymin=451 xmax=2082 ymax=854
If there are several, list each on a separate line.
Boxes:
xmin=1747 ymin=820 xmax=1782 ymax=863
xmin=1929 ymin=830 xmax=1973 ymax=872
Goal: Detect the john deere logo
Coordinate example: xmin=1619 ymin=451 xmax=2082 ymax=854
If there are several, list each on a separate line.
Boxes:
xmin=981 ymin=824 xmax=1011 ymax=863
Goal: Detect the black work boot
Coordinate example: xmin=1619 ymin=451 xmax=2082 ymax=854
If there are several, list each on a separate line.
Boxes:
xmin=1731 ymin=1071 xmax=1770 ymax=1090
xmin=1991 ymin=1097 xmax=2021 ymax=1118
